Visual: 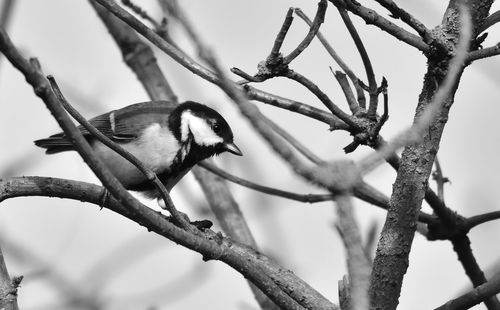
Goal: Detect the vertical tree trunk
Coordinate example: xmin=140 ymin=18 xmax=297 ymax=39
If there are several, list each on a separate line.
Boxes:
xmin=369 ymin=1 xmax=493 ymax=309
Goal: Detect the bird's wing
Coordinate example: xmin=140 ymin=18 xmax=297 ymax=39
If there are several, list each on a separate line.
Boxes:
xmin=34 ymin=101 xmax=178 ymax=153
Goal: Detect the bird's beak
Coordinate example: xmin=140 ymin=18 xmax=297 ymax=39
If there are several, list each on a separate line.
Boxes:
xmin=223 ymin=142 xmax=243 ymax=156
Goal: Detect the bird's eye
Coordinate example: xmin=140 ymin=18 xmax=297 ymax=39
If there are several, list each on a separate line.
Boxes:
xmin=212 ymin=123 xmax=222 ymax=133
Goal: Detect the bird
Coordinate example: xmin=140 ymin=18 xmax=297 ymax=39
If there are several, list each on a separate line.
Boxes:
xmin=34 ymin=100 xmax=242 ymax=198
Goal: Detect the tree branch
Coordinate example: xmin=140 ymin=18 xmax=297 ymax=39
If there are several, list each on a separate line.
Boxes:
xmin=467 ymin=42 xmax=500 ymax=62
xmin=435 ymin=271 xmax=500 ymax=310
xmin=328 ymin=0 xmax=430 ymax=54
xmin=334 ymin=194 xmax=370 ymax=310
xmin=283 ymin=0 xmax=327 ymax=64
xmin=366 ymin=4 xmax=493 ymax=309
xmin=478 ymin=10 xmax=500 ymax=33
xmin=0 ymin=246 xmax=20 ymax=310
xmin=0 ymin=176 xmax=336 ymax=310
xmin=242 ymin=84 xmax=349 ymax=130
xmin=295 ymin=7 xmax=366 ymax=109
xmin=337 ymin=7 xmax=378 ymax=118
xmin=373 ymin=0 xmax=432 ymax=42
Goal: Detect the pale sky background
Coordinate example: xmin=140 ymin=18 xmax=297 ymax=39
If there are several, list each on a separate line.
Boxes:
xmin=1 ymin=1 xmax=500 ymax=309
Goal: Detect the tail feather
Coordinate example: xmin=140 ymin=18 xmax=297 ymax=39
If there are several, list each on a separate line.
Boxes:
xmin=34 ymin=134 xmax=75 ymax=154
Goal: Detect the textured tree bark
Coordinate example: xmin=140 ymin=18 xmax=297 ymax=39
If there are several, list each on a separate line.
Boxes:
xmin=368 ymin=1 xmax=494 ymax=309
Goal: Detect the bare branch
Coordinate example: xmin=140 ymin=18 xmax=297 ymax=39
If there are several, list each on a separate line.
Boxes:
xmin=367 ymin=5 xmax=485 ymax=309
xmin=121 ymin=0 xmax=160 ymax=29
xmin=337 ymin=8 xmax=378 ymax=118
xmin=283 ymin=0 xmax=327 ymax=64
xmin=0 ymin=0 xmax=15 ymax=29
xmin=478 ymin=10 xmax=500 ymax=33
xmin=358 ymin=7 xmax=471 ymax=174
xmin=199 ymin=162 xmax=335 ymax=203
xmin=435 ymin=271 xmax=500 ymax=310
xmin=335 ymin=194 xmax=370 ymax=310
xmin=450 ymin=235 xmax=500 ymax=309
xmin=0 ymin=246 xmax=20 ymax=310
xmin=466 ymin=211 xmax=500 ymax=231
xmin=0 ymin=176 xmax=335 ymax=310
xmin=332 ymin=69 xmax=359 ymax=114
xmin=295 ymin=8 xmax=366 ymax=109
xmin=284 ymin=69 xmax=360 ymax=129
xmin=432 ymin=156 xmax=449 ymax=202
xmin=242 ymin=84 xmax=349 ymax=130
xmin=328 ymin=0 xmax=430 ymax=54
xmin=468 ymin=42 xmax=500 ymax=62
xmin=270 ymin=8 xmax=294 ymax=59
xmin=373 ymin=0 xmax=432 ymax=42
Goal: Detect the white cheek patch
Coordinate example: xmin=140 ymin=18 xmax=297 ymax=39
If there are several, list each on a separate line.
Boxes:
xmin=180 ymin=111 xmax=224 ymax=146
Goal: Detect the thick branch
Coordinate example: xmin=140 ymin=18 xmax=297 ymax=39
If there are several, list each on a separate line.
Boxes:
xmin=0 ymin=176 xmax=336 ymax=310
xmin=367 ymin=3 xmax=497 ymax=309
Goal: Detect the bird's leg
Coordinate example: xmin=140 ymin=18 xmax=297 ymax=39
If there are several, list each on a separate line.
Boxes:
xmin=157 ymin=198 xmax=213 ymax=230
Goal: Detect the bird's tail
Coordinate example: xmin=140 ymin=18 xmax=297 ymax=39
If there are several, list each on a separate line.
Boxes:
xmin=34 ymin=133 xmax=75 ymax=154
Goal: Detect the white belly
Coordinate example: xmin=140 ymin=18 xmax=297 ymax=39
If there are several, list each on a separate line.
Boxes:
xmin=91 ymin=124 xmax=180 ymax=186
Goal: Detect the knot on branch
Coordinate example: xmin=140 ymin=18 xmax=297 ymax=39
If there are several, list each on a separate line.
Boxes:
xmin=257 ymin=53 xmax=290 ymax=79
xmin=426 ymin=213 xmax=468 ymax=241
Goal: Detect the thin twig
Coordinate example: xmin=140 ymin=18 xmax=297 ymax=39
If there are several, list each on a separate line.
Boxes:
xmin=373 ymin=0 xmax=432 ymax=42
xmin=328 ymin=0 xmax=430 ymax=54
xmin=283 ymin=0 xmax=328 ymax=64
xmin=332 ymin=69 xmax=359 ymax=115
xmin=468 ymin=42 xmax=500 ymax=62
xmin=121 ymin=0 xmax=160 ymax=29
xmin=47 ymin=76 xmax=190 ymax=229
xmin=270 ymin=7 xmax=294 ymax=59
xmin=242 ymin=84 xmax=349 ymax=130
xmin=295 ymin=8 xmax=367 ymax=109
xmin=284 ymin=69 xmax=360 ymax=129
xmin=371 ymin=77 xmax=389 ymax=138
xmin=435 ymin=271 xmax=500 ymax=310
xmin=199 ymin=162 xmax=334 ymax=203
xmin=465 ymin=211 xmax=500 ymax=230
xmin=338 ymin=8 xmax=379 ymax=118
xmin=478 ymin=10 xmax=500 ymax=33
xmin=432 ymin=156 xmax=448 ymax=202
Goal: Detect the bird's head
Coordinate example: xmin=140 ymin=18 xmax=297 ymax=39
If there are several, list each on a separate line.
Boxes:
xmin=169 ymin=101 xmax=242 ymax=158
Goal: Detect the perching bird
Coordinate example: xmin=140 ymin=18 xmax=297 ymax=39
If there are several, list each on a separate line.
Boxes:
xmin=35 ymin=100 xmax=242 ymax=198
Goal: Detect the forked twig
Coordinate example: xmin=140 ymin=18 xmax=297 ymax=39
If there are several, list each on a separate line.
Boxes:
xmin=283 ymin=0 xmax=328 ymax=64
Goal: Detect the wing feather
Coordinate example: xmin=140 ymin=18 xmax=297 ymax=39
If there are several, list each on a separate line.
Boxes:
xmin=34 ymin=101 xmax=177 ymax=154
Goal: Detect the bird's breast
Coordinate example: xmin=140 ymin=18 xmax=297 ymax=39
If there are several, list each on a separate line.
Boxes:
xmin=91 ymin=123 xmax=181 ymax=187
